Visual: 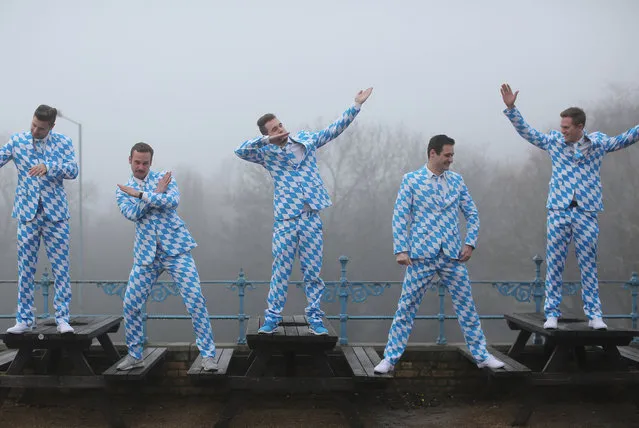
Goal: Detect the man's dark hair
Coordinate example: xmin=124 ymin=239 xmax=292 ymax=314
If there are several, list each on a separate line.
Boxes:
xmin=427 ymin=134 xmax=455 ymax=157
xmin=34 ymin=104 xmax=57 ymax=126
xmin=130 ymin=142 xmax=154 ymax=160
xmin=257 ymin=113 xmax=276 ymax=135
xmin=560 ymin=107 xmax=586 ymax=127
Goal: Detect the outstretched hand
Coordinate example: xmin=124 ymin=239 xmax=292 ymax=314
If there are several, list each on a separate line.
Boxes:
xmin=500 ymin=83 xmax=518 ymax=109
xmin=156 ymin=172 xmax=172 ymax=193
xmin=355 ymin=87 xmax=373 ymax=104
xmin=268 ymin=132 xmax=290 ymax=146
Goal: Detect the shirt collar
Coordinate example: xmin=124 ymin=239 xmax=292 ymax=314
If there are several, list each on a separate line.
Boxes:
xmin=425 ymin=165 xmax=445 ymax=179
xmin=132 ymin=173 xmax=149 ymax=187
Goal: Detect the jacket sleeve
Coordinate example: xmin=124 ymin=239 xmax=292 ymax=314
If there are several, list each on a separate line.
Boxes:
xmin=0 ymin=137 xmax=14 ymax=169
xmin=234 ymin=136 xmax=270 ymax=165
xmin=116 ymin=187 xmax=150 ymax=222
xmin=392 ymin=175 xmax=412 ymax=255
xmin=601 ymin=124 xmax=639 ymax=153
xmin=503 ymin=107 xmax=552 ymax=151
xmin=142 ymin=175 xmax=180 ymax=209
xmin=459 ymin=180 xmax=479 ymax=248
xmin=313 ymin=104 xmax=361 ymax=149
xmin=45 ymin=136 xmax=79 ymax=179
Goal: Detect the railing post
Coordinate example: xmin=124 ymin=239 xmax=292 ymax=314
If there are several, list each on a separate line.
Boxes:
xmin=236 ymin=269 xmax=248 ymax=345
xmin=338 ymin=256 xmax=350 ymax=345
xmin=532 ymin=255 xmax=545 ymax=345
xmin=436 ymin=281 xmax=447 ymax=345
xmin=142 ymin=302 xmax=149 ymax=344
xmin=628 ymin=272 xmax=639 ymax=343
xmin=40 ymin=268 xmax=51 ymax=318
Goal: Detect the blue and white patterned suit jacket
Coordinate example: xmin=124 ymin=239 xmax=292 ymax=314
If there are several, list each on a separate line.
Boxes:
xmin=504 ymin=107 xmax=639 ymax=212
xmin=0 ymin=131 xmax=78 ymax=222
xmin=392 ymin=168 xmax=479 ymax=260
xmin=234 ymin=104 xmax=360 ymax=221
xmin=116 ymin=170 xmax=197 ymax=266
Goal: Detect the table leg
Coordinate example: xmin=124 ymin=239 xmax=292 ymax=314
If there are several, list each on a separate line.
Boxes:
xmin=246 ymin=349 xmax=271 ymax=377
xmin=97 ymin=333 xmax=121 ymax=362
xmin=312 ymin=352 xmax=334 ymax=377
xmin=67 ymin=345 xmax=95 ymax=376
xmin=6 ymin=347 xmax=33 ymax=375
xmin=542 ymin=344 xmax=571 ymax=373
xmin=508 ymin=330 xmax=533 ymax=358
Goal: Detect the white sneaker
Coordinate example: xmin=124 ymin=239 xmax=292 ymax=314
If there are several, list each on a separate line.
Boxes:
xmin=477 ymin=354 xmax=505 ymax=369
xmin=116 ymin=355 xmax=144 ymax=371
xmin=373 ymin=358 xmax=394 ymax=374
xmin=202 ymin=356 xmax=219 ymax=372
xmin=588 ymin=317 xmax=608 ymax=330
xmin=6 ymin=322 xmax=34 ymax=334
xmin=543 ymin=316 xmax=558 ymax=329
xmin=56 ymin=321 xmax=74 ymax=334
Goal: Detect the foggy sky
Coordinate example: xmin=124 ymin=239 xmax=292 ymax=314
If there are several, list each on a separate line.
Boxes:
xmin=1 ymin=0 xmax=639 ymax=211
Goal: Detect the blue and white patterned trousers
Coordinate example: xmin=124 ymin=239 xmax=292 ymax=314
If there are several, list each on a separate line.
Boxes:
xmin=265 ymin=211 xmax=326 ymax=324
xmin=123 ymin=251 xmax=216 ymax=360
xmin=383 ymin=252 xmax=489 ymax=364
xmin=545 ymin=208 xmax=602 ymax=319
xmin=16 ymin=210 xmax=72 ymax=326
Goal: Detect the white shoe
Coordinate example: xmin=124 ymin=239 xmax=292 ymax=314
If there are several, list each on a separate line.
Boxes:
xmin=6 ymin=322 xmax=34 ymax=334
xmin=477 ymin=354 xmax=505 ymax=369
xmin=373 ymin=358 xmax=394 ymax=374
xmin=543 ymin=316 xmax=558 ymax=329
xmin=202 ymin=356 xmax=219 ymax=372
xmin=116 ymin=355 xmax=145 ymax=371
xmin=56 ymin=321 xmax=74 ymax=334
xmin=588 ymin=317 xmax=608 ymax=330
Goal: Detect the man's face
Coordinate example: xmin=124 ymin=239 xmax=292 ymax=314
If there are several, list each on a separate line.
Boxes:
xmin=30 ymin=116 xmax=53 ymax=140
xmin=264 ymin=117 xmax=288 ymax=145
xmin=129 ymin=150 xmax=152 ymax=180
xmin=429 ymin=144 xmax=454 ymax=171
xmin=560 ymin=117 xmax=584 ymax=143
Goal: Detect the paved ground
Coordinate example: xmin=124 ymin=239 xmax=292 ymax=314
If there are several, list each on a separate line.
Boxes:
xmin=1 ymin=390 xmax=638 ymax=427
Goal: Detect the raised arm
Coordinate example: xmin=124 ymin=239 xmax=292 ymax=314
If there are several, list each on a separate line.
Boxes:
xmin=314 ymin=87 xmax=373 ymax=149
xmin=116 ymin=187 xmax=151 ymax=222
xmin=142 ymin=172 xmax=180 ymax=209
xmin=459 ymin=180 xmax=479 ymax=248
xmin=392 ymin=175 xmax=413 ymax=255
xmin=45 ymin=136 xmax=79 ymax=180
xmin=601 ymin=124 xmax=639 ymax=153
xmin=501 ymin=83 xmax=551 ymax=151
xmin=234 ymin=136 xmax=269 ymax=165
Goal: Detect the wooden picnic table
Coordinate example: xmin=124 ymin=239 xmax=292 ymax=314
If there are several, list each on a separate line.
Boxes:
xmin=0 ymin=315 xmax=122 ymax=389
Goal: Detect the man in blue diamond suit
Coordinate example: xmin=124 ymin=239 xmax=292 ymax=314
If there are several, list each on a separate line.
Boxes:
xmin=235 ymin=87 xmax=373 ymax=335
xmin=501 ymin=83 xmax=639 ymax=331
xmin=374 ymin=135 xmax=504 ymax=374
xmin=1 ymin=105 xmax=78 ymax=335
xmin=116 ymin=142 xmax=217 ymax=371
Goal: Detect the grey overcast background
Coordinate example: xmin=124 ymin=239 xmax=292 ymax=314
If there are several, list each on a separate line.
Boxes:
xmin=0 ymin=0 xmax=638 ymax=344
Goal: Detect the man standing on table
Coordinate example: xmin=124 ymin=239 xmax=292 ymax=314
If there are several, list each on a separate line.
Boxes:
xmin=116 ymin=142 xmax=217 ymax=371
xmin=374 ymin=135 xmax=504 ymax=374
xmin=500 ymin=83 xmax=639 ymax=330
xmin=235 ymin=87 xmax=373 ymax=335
xmin=2 ymin=105 xmax=78 ymax=335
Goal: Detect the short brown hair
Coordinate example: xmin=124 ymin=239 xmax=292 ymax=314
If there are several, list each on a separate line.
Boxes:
xmin=130 ymin=142 xmax=154 ymax=160
xmin=34 ymin=104 xmax=57 ymax=126
xmin=257 ymin=113 xmax=276 ymax=135
xmin=427 ymin=134 xmax=455 ymax=157
xmin=560 ymin=107 xmax=586 ymax=127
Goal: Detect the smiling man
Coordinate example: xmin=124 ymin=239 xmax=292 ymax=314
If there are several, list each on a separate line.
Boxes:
xmin=1 ymin=105 xmax=78 ymax=335
xmin=501 ymin=83 xmax=639 ymax=330
xmin=374 ymin=135 xmax=504 ymax=374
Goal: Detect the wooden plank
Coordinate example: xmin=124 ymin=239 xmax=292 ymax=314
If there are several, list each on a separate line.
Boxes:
xmin=281 ymin=315 xmax=294 ymax=325
xmin=457 ymin=344 xmax=531 ymax=377
xmin=0 ymin=350 xmax=18 ymax=370
xmin=342 ymin=346 xmax=366 ymax=377
xmin=293 ymin=315 xmax=308 ymax=326
xmin=0 ymin=375 xmax=105 ymax=389
xmin=188 ymin=349 xmax=234 ymax=377
xmin=103 ymin=347 xmax=167 ymax=380
xmin=353 ymin=346 xmax=376 ymax=377
xmin=618 ymin=346 xmax=639 ymax=363
xmin=363 ymin=347 xmax=392 ymax=379
xmin=284 ymin=324 xmax=299 ymax=337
